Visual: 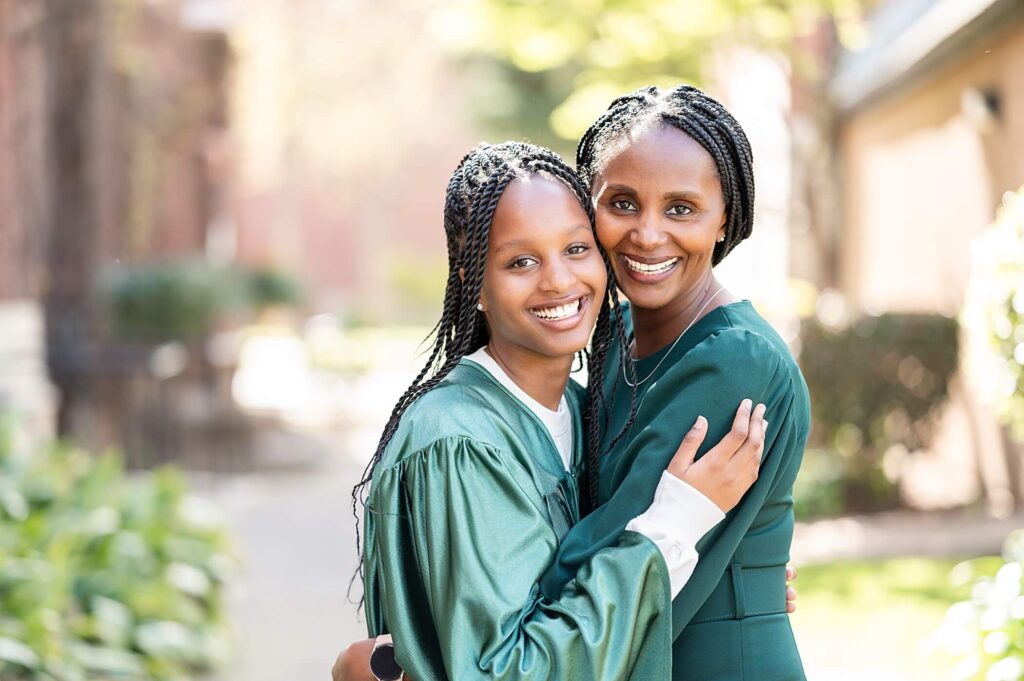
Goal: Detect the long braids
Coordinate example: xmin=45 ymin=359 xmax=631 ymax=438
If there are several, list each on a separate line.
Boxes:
xmin=576 ymin=84 xmax=756 ymax=266
xmin=351 ymin=141 xmax=622 ymax=602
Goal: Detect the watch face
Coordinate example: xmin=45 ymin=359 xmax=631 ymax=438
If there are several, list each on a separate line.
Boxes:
xmin=369 ymin=644 xmax=403 ymax=681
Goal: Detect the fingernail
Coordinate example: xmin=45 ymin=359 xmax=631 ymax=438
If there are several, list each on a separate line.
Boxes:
xmin=742 ymin=398 xmax=752 ymax=410
xmin=763 ymin=420 xmax=769 ymax=431
xmin=693 ymin=415 xmax=707 ymax=430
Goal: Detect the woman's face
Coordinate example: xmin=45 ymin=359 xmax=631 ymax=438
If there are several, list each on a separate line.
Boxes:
xmin=479 ymin=175 xmax=607 ymax=361
xmin=592 ymin=124 xmax=726 ymax=313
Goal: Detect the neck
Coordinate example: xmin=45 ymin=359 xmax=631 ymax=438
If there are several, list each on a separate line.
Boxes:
xmin=484 ymin=340 xmax=573 ymax=410
xmin=632 ymin=271 xmax=723 ymax=358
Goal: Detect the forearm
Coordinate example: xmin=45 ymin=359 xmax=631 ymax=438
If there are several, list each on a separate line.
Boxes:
xmin=402 ymin=531 xmax=674 ymax=681
xmin=625 ymin=471 xmax=724 ymax=596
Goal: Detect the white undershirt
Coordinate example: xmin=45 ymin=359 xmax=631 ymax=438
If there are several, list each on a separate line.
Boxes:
xmin=463 ymin=348 xmax=724 ymax=596
xmin=465 ymin=348 xmax=573 ymax=470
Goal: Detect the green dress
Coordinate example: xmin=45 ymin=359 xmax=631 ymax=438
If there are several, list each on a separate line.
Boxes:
xmin=362 ymin=359 xmax=675 ymax=680
xmin=541 ymin=301 xmax=810 ymax=681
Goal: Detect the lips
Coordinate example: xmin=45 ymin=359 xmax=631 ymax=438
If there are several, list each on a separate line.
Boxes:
xmin=531 ymin=297 xmax=582 ymax=320
xmin=618 ymin=254 xmax=680 ymax=284
xmin=528 ymin=295 xmax=591 ymax=330
xmin=622 ymin=255 xmax=679 ymax=274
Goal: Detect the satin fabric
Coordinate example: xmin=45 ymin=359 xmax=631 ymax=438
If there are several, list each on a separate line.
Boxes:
xmin=541 ymin=301 xmax=810 ymax=681
xmin=362 ymin=360 xmax=674 ymax=680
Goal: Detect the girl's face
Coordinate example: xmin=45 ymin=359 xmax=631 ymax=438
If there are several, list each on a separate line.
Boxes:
xmin=592 ymin=124 xmax=726 ymax=312
xmin=479 ymin=176 xmax=607 ymax=361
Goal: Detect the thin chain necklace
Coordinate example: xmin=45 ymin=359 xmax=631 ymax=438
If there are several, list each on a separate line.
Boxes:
xmin=622 ymin=285 xmax=725 ymax=388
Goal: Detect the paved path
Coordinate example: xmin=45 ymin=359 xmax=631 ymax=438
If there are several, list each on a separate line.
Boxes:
xmin=196 ymin=427 xmax=368 ymax=681
xmin=793 ymin=507 xmax=1024 ymax=564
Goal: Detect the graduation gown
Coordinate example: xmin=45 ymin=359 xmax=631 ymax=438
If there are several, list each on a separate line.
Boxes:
xmin=541 ymin=301 xmax=810 ymax=681
xmin=362 ymin=359 xmax=674 ymax=680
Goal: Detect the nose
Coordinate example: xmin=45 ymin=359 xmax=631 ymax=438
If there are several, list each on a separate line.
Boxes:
xmin=629 ymin=213 xmax=667 ymax=251
xmin=540 ymin=256 xmax=577 ymax=294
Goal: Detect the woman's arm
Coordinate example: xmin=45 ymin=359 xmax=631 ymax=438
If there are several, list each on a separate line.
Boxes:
xmin=370 ymin=436 xmax=672 ymax=680
xmin=334 ymin=571 xmax=800 ymax=681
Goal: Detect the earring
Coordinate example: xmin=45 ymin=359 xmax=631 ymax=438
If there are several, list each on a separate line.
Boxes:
xmin=717 ymin=235 xmax=725 ymax=243
xmin=476 ymin=302 xmax=484 ymax=311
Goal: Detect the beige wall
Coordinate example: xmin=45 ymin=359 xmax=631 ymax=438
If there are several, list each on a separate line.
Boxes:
xmin=838 ymin=21 xmax=1024 ymax=314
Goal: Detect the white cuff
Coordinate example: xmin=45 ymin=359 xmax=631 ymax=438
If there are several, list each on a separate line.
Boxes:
xmin=625 ymin=471 xmax=725 ymax=597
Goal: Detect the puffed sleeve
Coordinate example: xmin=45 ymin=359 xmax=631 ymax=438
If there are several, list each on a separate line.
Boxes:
xmin=540 ymin=328 xmax=808 ymax=638
xmin=365 ymin=434 xmax=675 ymax=680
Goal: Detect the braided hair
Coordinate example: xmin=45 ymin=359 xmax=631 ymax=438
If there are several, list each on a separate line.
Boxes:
xmin=350 ymin=142 xmax=635 ymax=602
xmin=577 ymin=84 xmax=756 ymax=266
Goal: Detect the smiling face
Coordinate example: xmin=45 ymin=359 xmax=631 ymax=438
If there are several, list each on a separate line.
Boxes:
xmin=479 ymin=175 xmax=607 ymax=362
xmin=592 ymin=123 xmax=726 ymax=314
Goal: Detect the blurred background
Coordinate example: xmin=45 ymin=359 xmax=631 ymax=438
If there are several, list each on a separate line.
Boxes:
xmin=2 ymin=0 xmax=1024 ymax=679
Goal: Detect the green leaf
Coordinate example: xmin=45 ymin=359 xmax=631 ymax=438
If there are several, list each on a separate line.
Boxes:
xmin=134 ymin=620 xmax=196 ymax=662
xmin=91 ymin=596 xmax=134 ymax=648
xmin=69 ymin=642 xmax=147 ymax=675
xmin=0 ymin=636 xmax=41 ymax=669
xmin=0 ymin=483 xmax=28 ymax=522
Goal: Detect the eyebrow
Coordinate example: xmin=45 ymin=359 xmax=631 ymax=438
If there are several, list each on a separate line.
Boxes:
xmin=491 ymin=224 xmax=591 ymax=255
xmin=603 ymin=183 xmax=704 ymax=201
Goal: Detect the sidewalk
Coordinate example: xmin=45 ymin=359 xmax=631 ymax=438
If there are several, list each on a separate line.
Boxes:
xmin=196 ymin=426 xmax=369 ymax=681
xmin=793 ymin=506 xmax=1023 ymax=564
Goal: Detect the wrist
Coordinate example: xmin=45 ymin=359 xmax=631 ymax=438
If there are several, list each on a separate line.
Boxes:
xmin=370 ymin=634 xmax=403 ymax=681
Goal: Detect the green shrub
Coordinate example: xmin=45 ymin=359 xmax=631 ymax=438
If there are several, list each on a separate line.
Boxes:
xmin=939 ymin=530 xmax=1024 ymax=680
xmin=105 ymin=260 xmax=302 ymax=342
xmin=246 ymin=267 xmax=303 ymax=310
xmin=797 ymin=313 xmax=959 ymax=518
xmin=0 ymin=417 xmax=234 ymax=680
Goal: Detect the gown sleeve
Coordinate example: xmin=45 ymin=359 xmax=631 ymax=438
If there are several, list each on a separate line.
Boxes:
xmin=366 ymin=434 xmax=674 ymax=680
xmin=539 ymin=328 xmax=809 ymax=638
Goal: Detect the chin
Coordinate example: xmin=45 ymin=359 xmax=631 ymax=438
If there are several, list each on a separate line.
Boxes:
xmin=529 ymin=327 xmax=592 ymax=359
xmin=616 ymin=280 xmax=675 ymax=312
xmin=538 ymin=337 xmax=590 ymax=359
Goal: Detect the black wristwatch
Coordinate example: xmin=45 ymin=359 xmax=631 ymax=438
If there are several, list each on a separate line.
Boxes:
xmin=369 ymin=634 xmax=403 ymax=681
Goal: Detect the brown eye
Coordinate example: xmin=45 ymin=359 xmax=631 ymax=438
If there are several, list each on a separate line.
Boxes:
xmin=509 ymin=256 xmax=538 ymax=269
xmin=566 ymin=242 xmax=589 ymax=256
xmin=610 ymin=199 xmax=636 ymax=212
xmin=667 ymin=204 xmax=693 ymax=216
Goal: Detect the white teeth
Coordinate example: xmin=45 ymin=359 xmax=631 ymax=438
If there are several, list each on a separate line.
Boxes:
xmin=532 ymin=298 xmax=582 ymax=320
xmin=624 ymin=256 xmax=678 ymax=274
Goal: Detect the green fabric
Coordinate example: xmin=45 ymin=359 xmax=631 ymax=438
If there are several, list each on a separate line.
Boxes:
xmin=362 ymin=360 xmax=675 ymax=680
xmin=541 ymin=301 xmax=810 ymax=681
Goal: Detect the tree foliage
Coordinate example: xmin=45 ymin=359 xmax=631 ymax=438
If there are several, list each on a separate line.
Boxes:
xmin=440 ymin=0 xmax=869 ymax=145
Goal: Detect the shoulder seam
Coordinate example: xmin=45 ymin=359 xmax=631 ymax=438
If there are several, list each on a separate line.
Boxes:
xmin=378 ymin=434 xmax=507 ymax=474
xmin=693 ymin=324 xmax=787 ymax=364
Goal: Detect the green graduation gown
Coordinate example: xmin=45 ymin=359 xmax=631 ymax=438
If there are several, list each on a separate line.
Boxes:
xmin=362 ymin=359 xmax=675 ymax=680
xmin=541 ymin=301 xmax=810 ymax=681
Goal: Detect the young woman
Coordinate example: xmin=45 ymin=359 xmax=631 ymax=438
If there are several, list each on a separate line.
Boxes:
xmin=347 ymin=141 xmax=768 ymax=680
xmin=540 ymin=84 xmax=811 ymax=680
